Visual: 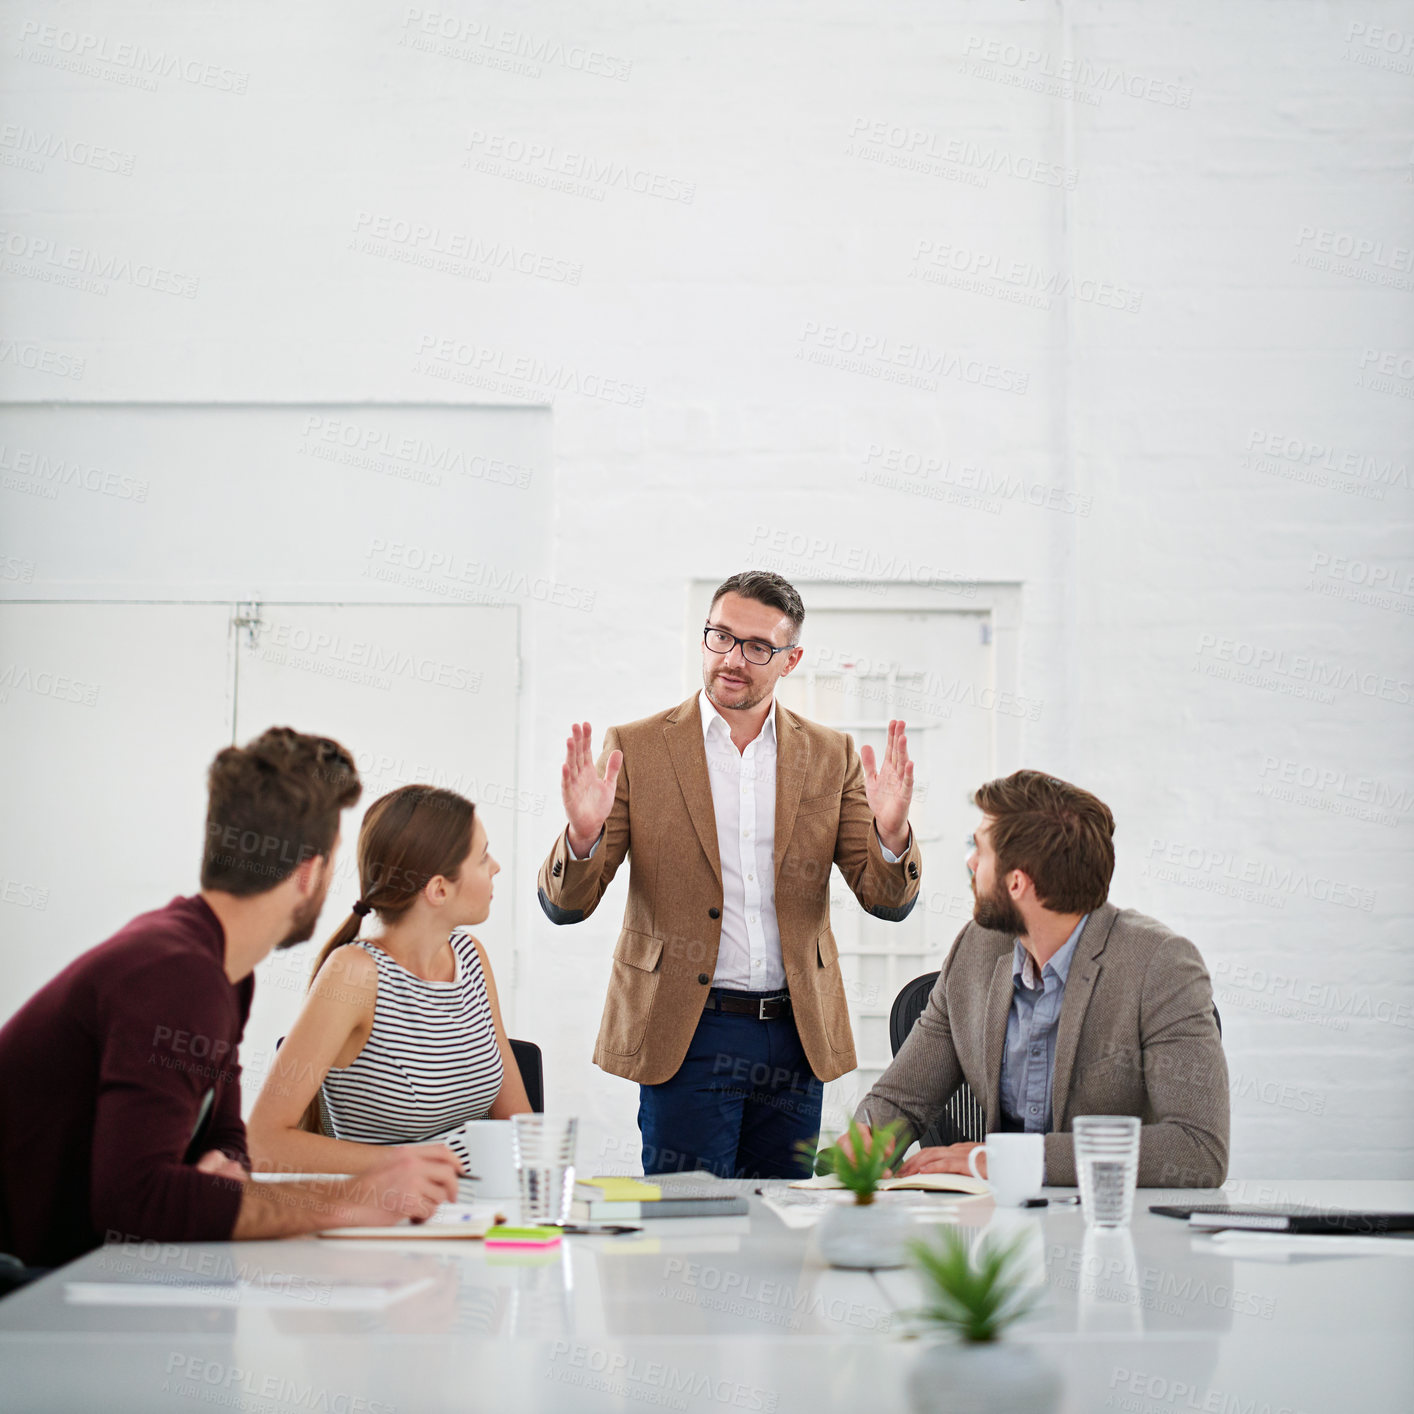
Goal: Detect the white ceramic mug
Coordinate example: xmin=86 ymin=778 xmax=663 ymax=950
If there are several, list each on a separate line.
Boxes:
xmin=457 ymin=1120 xmax=519 ymax=1197
xmin=967 ymin=1132 xmax=1045 ymax=1206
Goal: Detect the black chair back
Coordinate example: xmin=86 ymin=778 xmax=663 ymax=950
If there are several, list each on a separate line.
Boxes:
xmin=888 ymin=971 xmax=987 ymax=1146
xmin=0 ymin=1253 xmax=46 ymax=1300
xmin=888 ymin=973 xmax=939 ymax=1055
xmin=509 ymin=1038 xmax=544 ymax=1113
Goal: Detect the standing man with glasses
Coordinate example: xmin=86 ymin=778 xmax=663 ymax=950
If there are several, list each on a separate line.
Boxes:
xmin=537 ymin=570 xmax=923 ymax=1179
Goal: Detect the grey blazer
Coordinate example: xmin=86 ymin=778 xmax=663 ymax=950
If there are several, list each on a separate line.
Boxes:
xmin=855 ymin=901 xmax=1229 ymax=1186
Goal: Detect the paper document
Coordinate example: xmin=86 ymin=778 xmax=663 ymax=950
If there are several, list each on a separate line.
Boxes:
xmin=317 ymin=1201 xmax=506 ymax=1240
xmin=1203 ymin=1231 xmax=1414 ymax=1258
xmin=758 ymin=1189 xmax=832 ymax=1229
xmin=64 ymin=1275 xmax=434 ymax=1309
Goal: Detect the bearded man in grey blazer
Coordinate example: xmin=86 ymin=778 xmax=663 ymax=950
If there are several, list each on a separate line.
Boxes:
xmin=849 ymin=770 xmax=1229 ymax=1187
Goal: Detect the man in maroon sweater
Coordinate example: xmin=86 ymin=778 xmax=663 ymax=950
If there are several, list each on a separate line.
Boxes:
xmin=0 ymin=727 xmax=461 ymax=1269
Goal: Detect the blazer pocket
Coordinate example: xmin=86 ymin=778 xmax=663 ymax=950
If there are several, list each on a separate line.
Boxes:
xmin=601 ymin=930 xmax=663 ymax=1057
xmin=614 ymin=930 xmax=664 ymax=972
xmin=813 ymin=928 xmax=852 ymax=1050
xmin=795 ymin=791 xmax=839 ymax=818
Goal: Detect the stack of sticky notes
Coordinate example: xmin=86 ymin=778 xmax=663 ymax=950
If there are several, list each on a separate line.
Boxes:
xmin=483 ymin=1225 xmax=562 ymax=1251
xmin=578 ymin=1177 xmax=662 ymax=1202
xmin=572 ymin=1176 xmax=747 ymax=1220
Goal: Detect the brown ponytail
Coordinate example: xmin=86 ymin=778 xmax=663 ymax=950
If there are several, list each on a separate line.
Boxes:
xmin=296 ymin=784 xmax=477 ymax=1133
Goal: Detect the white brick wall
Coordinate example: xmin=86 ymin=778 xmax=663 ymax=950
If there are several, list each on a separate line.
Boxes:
xmin=2 ymin=1 xmax=1411 ymax=1177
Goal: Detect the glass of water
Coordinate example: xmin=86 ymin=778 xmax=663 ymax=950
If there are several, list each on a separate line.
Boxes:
xmin=1073 ymin=1115 xmax=1141 ymax=1228
xmin=511 ymin=1115 xmax=578 ymax=1225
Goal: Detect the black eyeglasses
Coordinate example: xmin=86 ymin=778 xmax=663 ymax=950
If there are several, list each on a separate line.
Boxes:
xmin=703 ymin=625 xmax=797 ymax=667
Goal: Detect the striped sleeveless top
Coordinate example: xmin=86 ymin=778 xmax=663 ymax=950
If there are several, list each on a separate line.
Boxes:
xmin=320 ymin=928 xmax=504 ymax=1159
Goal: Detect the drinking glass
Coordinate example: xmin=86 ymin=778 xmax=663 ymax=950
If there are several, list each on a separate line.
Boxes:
xmin=510 ymin=1115 xmax=578 ymax=1225
xmin=1073 ymin=1115 xmax=1141 ymax=1228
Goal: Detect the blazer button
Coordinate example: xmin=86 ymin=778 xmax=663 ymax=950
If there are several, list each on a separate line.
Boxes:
xmin=698 ymin=973 xmax=710 ymax=985
xmin=708 ymin=907 xmax=721 ymax=920
xmin=907 ymin=862 xmax=918 ymax=879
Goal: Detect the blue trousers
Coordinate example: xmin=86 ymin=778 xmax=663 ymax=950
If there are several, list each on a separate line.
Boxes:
xmin=637 ymin=994 xmax=824 ymax=1180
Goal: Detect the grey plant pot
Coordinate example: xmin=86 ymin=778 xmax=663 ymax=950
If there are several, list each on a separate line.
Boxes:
xmin=816 ymin=1199 xmax=910 ymax=1269
xmin=907 ymin=1340 xmax=1061 ymax=1414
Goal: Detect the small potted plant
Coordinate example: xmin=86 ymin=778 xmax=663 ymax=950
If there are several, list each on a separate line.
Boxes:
xmin=902 ymin=1226 xmax=1059 ymax=1414
xmin=807 ymin=1119 xmax=911 ymax=1269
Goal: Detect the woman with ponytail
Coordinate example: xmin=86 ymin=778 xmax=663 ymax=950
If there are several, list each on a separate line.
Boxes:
xmin=248 ymin=785 xmax=530 ymax=1174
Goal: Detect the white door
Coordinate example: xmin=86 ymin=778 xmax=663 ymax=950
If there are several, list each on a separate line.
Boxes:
xmin=0 ymin=600 xmax=524 ymax=1116
xmin=231 ymin=602 xmax=522 ymax=1108
xmin=773 ymin=607 xmax=994 ymax=1132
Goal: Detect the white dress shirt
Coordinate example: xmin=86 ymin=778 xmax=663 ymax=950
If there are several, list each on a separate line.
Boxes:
xmin=698 ymin=688 xmax=786 ymax=991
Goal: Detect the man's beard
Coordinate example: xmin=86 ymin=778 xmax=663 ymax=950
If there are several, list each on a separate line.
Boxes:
xmin=704 ymin=665 xmax=771 ymax=712
xmin=276 ymin=884 xmax=329 ymax=950
xmin=972 ymin=874 xmax=1026 ymax=935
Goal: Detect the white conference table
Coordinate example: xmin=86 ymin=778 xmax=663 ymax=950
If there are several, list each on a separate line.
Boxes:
xmin=1 ymin=1179 xmax=1410 ymax=1413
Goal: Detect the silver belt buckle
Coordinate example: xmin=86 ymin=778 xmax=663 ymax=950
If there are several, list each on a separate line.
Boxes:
xmin=758 ymin=997 xmax=771 ymax=1020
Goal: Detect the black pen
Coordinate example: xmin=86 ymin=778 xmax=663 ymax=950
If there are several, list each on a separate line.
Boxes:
xmin=557 ymin=1223 xmax=643 ymax=1235
xmin=1021 ymin=1196 xmax=1081 ymax=1208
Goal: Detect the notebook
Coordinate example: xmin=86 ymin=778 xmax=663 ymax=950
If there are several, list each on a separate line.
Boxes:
xmin=1151 ymin=1203 xmax=1414 ymax=1236
xmin=1186 ymin=1206 xmax=1414 ymax=1237
xmin=572 ymin=1177 xmax=748 ymax=1220
xmin=789 ymin=1172 xmax=989 ymax=1197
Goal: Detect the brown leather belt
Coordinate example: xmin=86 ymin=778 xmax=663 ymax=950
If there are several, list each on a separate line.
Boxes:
xmin=707 ymin=989 xmax=792 ymax=1020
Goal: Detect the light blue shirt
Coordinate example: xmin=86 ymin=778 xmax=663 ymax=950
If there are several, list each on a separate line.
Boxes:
xmin=999 ymin=915 xmax=1088 ymax=1133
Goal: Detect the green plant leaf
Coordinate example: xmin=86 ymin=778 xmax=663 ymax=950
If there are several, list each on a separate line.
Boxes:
xmin=792 ymin=1135 xmax=838 ymax=1178
xmin=829 ymin=1118 xmax=905 ymax=1199
xmin=903 ymin=1227 xmax=1043 ymax=1343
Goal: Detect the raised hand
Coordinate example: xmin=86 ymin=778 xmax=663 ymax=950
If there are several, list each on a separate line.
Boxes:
xmin=562 ymin=721 xmax=623 ymax=856
xmin=861 ymin=718 xmax=913 ymax=854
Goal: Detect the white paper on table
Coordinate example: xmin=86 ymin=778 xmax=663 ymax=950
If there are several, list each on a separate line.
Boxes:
xmin=317 ymin=1200 xmax=508 ymax=1240
xmin=758 ymin=1189 xmax=833 ymax=1229
xmin=1201 ymin=1231 xmax=1414 ymax=1259
xmin=64 ymin=1275 xmax=435 ymax=1309
xmin=250 ymin=1172 xmax=352 ymax=1183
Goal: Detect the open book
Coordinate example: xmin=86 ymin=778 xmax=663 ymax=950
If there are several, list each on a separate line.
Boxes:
xmin=788 ymin=1172 xmax=989 ymax=1196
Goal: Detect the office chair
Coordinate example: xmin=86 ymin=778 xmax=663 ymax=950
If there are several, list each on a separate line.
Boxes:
xmin=888 ymin=971 xmax=987 ymax=1145
xmin=509 ymin=1038 xmax=544 ymax=1114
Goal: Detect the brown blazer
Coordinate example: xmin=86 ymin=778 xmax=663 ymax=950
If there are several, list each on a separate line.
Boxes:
xmin=855 ymin=902 xmax=1230 ymax=1186
xmin=537 ymin=695 xmax=923 ymax=1085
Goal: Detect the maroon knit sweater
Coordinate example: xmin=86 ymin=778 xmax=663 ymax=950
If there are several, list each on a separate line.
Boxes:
xmin=0 ymin=895 xmax=251 ymax=1267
